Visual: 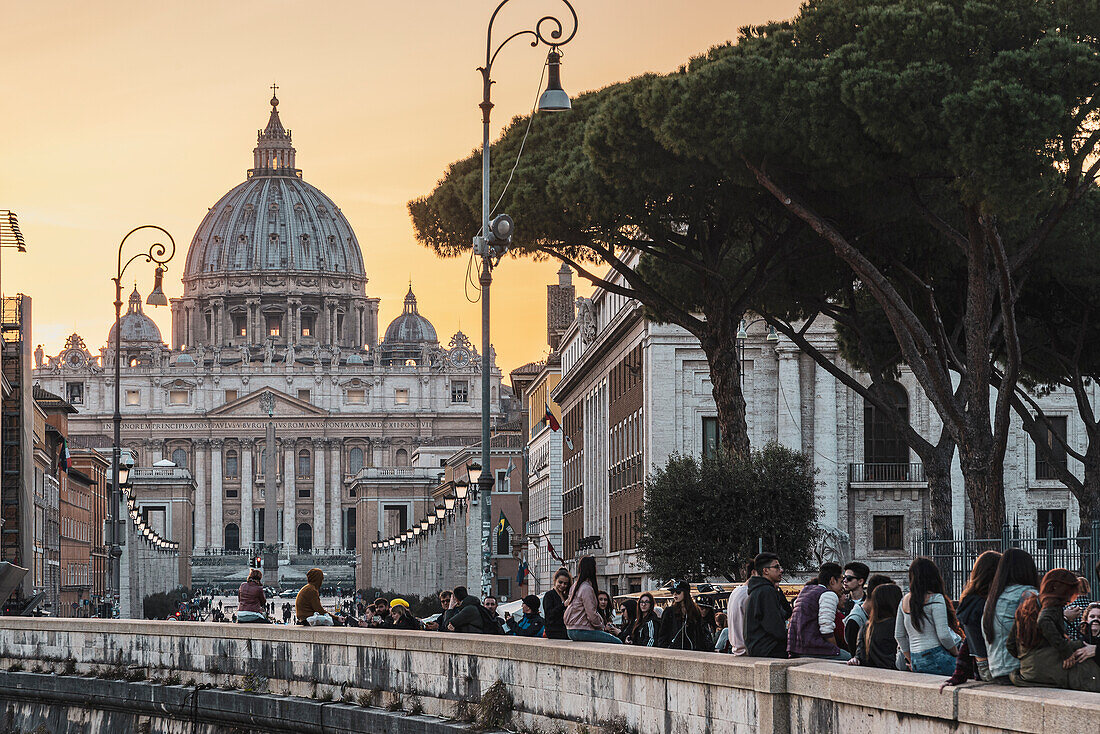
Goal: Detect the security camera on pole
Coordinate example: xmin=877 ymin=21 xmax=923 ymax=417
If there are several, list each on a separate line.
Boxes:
xmin=474 ymin=0 xmax=577 ymax=599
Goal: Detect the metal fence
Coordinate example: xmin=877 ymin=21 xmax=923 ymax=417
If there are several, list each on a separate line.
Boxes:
xmin=915 ymin=519 xmax=1100 ymax=601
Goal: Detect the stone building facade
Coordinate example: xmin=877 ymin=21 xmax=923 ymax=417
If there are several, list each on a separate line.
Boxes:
xmin=34 ymin=94 xmax=501 ymax=593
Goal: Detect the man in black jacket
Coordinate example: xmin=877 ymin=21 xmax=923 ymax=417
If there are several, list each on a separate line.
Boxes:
xmin=445 ymin=587 xmax=485 ymax=633
xmin=744 ymin=553 xmax=792 ymax=658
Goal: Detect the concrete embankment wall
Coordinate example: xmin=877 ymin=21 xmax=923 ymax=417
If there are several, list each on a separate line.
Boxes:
xmin=0 ymin=619 xmax=1097 ymax=734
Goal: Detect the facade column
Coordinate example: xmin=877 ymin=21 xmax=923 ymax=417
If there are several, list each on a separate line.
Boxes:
xmin=777 ymin=346 xmax=802 ymax=451
xmin=813 ymin=359 xmax=839 ymax=530
xmin=194 ymin=439 xmax=208 ymax=553
xmin=329 ymin=439 xmax=342 ymax=550
xmin=284 ymin=442 xmax=296 ymax=551
xmin=241 ymin=439 xmax=254 ymax=548
xmin=210 ymin=440 xmax=223 ymax=549
xmin=312 ymin=438 xmax=326 ymax=550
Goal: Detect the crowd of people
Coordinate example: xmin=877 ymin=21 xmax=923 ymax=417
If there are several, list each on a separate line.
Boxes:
xmin=233 ymin=551 xmax=1100 ymax=693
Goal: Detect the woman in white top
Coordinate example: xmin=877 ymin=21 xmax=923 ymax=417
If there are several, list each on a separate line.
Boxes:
xmin=895 ymin=557 xmax=961 ymax=675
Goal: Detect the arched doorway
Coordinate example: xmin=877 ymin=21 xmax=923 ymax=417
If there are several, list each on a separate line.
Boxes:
xmin=224 ymin=523 xmax=240 ymax=552
xmin=297 ymin=523 xmax=313 ymax=553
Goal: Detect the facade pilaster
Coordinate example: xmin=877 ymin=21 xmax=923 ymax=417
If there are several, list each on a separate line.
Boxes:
xmin=777 ymin=346 xmax=802 ymax=451
xmin=329 ymin=439 xmax=342 ymax=550
xmin=312 ymin=438 xmax=326 ymax=550
xmin=813 ymin=358 xmax=839 ymax=529
xmin=194 ymin=439 xmax=208 ymax=552
xmin=210 ymin=440 xmax=223 ymax=549
xmin=284 ymin=443 xmax=296 ymax=550
xmin=241 ymin=438 xmax=254 ymax=548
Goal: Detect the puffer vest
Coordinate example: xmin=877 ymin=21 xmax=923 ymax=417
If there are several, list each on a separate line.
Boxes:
xmin=787 ymin=584 xmax=840 ymax=656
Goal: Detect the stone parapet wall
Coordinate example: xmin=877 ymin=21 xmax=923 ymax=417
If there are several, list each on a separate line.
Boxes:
xmin=0 ymin=619 xmax=1096 ymax=734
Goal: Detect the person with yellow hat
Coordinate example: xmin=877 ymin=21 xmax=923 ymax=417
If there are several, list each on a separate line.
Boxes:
xmin=389 ymin=598 xmax=423 ymax=631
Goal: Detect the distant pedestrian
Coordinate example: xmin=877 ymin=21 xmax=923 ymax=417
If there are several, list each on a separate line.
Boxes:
xmin=787 ymin=563 xmax=850 ymax=661
xmin=564 ymin=556 xmax=622 ymax=644
xmin=542 ymin=568 xmax=572 ymax=640
xmin=744 ymin=553 xmax=791 ymax=659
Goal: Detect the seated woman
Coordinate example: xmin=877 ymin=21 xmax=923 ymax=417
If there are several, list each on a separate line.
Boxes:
xmin=388 ymin=599 xmax=423 ymax=631
xmin=848 ymin=583 xmax=902 ymax=669
xmin=895 ymin=558 xmax=961 ymax=675
xmin=236 ymin=569 xmax=269 ymax=623
xmin=1008 ymin=569 xmax=1100 ymax=692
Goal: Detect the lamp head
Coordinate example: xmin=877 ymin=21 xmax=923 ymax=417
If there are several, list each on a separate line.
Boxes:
xmin=537 ymin=49 xmax=571 ymax=112
xmin=766 ymin=326 xmax=779 ymax=342
xmin=466 ymin=461 xmax=482 ymax=486
xmin=435 ymin=505 xmax=446 ymax=520
xmin=455 ymin=480 xmax=469 ymax=501
xmin=146 ymin=267 xmax=169 ymax=307
xmin=444 ymin=495 xmax=456 ymax=511
xmin=736 ymin=320 xmax=748 ymax=340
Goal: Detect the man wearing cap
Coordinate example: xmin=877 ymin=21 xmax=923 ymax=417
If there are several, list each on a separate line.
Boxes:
xmin=504 ymin=595 xmax=545 ymax=637
xmin=389 ymin=598 xmax=423 ymax=631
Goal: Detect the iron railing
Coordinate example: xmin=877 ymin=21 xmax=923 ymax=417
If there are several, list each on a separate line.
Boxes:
xmin=916 ymin=519 xmax=1100 ymax=601
xmin=848 ymin=462 xmax=926 ymax=484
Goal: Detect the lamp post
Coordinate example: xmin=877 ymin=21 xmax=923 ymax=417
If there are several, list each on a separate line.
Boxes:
xmin=735 ymin=319 xmax=779 ymax=385
xmin=475 ymin=0 xmax=578 ymax=601
xmin=110 ymin=225 xmax=175 ymax=617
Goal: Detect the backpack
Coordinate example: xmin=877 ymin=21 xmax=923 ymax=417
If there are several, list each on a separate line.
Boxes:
xmin=478 ymin=606 xmax=504 ymax=635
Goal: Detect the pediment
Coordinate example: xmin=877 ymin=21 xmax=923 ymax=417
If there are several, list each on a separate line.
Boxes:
xmin=208 ymin=388 xmax=327 ymax=418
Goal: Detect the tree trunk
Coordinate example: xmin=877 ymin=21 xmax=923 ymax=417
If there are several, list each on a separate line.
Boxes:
xmin=959 ymin=440 xmax=1006 ymax=539
xmin=698 ymin=303 xmax=750 ymax=458
xmin=1078 ymin=440 xmax=1100 ymax=536
xmin=924 ymin=437 xmax=956 ymax=541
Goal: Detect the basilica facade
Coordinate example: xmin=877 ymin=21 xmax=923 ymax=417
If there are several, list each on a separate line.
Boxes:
xmin=34 ymin=95 xmax=501 ymax=591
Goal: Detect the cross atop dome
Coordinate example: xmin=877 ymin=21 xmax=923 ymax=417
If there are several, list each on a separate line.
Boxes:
xmin=250 ymin=87 xmax=299 ymax=178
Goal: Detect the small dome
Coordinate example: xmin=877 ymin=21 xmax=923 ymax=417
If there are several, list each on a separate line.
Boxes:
xmin=383 ymin=286 xmax=437 ymax=344
xmin=108 ymin=287 xmax=164 ymax=346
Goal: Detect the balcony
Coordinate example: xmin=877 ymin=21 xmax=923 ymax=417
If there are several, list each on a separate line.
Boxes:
xmin=847 ymin=462 xmax=926 ymax=486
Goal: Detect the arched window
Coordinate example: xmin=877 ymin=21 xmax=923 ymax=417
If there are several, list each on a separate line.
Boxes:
xmin=864 ymin=383 xmax=910 ymax=468
xmin=224 ymin=523 xmax=240 ymax=552
xmin=298 ymin=449 xmax=311 ymax=477
xmin=297 ymin=523 xmax=313 ymax=553
xmin=225 ymin=449 xmax=239 ymax=478
xmin=348 ymin=447 xmax=364 ymax=474
xmin=395 ymin=448 xmax=409 ymax=467
xmin=171 ymin=448 xmax=188 ymax=469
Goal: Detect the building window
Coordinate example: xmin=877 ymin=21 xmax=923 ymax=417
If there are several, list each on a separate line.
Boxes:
xmin=1037 ymin=509 xmax=1068 ymax=548
xmin=394 ymin=388 xmax=409 ymax=405
xmin=65 ymin=382 xmax=84 ymax=405
xmin=872 ymin=515 xmax=904 ymax=551
xmin=225 ymin=450 xmax=239 ymax=478
xmin=225 ymin=389 xmax=238 ymax=403
xmin=346 ymin=388 xmax=365 ymax=404
xmin=1035 ymin=416 xmax=1068 ymax=480
xmin=225 ymin=487 xmax=238 ymax=499
xmin=171 ymin=448 xmax=188 ymax=469
xmin=348 ymin=447 xmax=364 ymax=474
xmin=496 ymin=520 xmax=510 ymax=556
xmin=232 ymin=313 xmax=247 ymax=337
xmin=344 ymin=507 xmax=356 ymax=551
xmin=297 ymin=389 xmax=311 ymax=402
xmin=864 ymin=383 xmax=910 ymax=465
xmin=395 ymin=448 xmax=409 ymax=466
xmin=702 ymin=417 xmax=719 ymax=459
xmin=496 ymin=468 xmax=509 ymax=493
xmin=383 ymin=505 xmax=408 ymax=538
xmin=169 ymin=390 xmax=189 ymax=405
xmin=297 ymin=450 xmax=311 ymax=477
xmin=298 ymin=486 xmax=310 ymax=498
xmin=224 ymin=523 xmax=240 ymax=551
xmin=300 ymin=314 xmax=315 ymax=338
xmin=297 ymin=523 xmax=313 ymax=553
xmin=265 ymin=313 xmax=281 ymax=337
xmin=496 ymin=578 xmax=510 ymax=600
xmin=125 ymin=390 xmax=140 ymax=406
xmin=451 ymin=381 xmax=469 ymax=403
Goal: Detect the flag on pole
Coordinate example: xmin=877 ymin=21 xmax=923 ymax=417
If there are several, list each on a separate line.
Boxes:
xmin=544 ymin=403 xmax=560 ymax=431
xmin=506 ymin=457 xmax=515 ymax=476
xmin=57 ymin=437 xmax=71 ymax=474
xmin=547 ymin=538 xmax=564 ymax=564
xmin=497 ymin=511 xmax=512 ymax=537
xmin=516 ymin=560 xmax=529 ymax=586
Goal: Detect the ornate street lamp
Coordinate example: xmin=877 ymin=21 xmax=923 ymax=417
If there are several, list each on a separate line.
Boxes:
xmin=455 ymin=480 xmax=469 ymax=502
xmin=444 ymin=496 xmax=457 ymax=512
xmin=473 ymin=0 xmax=578 ymax=599
xmin=109 ymin=226 xmax=176 ymax=616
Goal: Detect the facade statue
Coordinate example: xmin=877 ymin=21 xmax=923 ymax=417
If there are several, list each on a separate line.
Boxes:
xmin=311 ymin=343 xmax=323 ymax=365
xmin=264 ymin=338 xmax=275 ymax=366
xmin=576 ymin=297 xmax=597 ymax=345
xmin=240 ymin=344 xmax=251 ymax=365
xmin=34 ymin=345 xmax=43 ymax=369
xmin=330 ymin=345 xmax=342 ymax=369
xmin=284 ymin=343 xmax=295 ymax=366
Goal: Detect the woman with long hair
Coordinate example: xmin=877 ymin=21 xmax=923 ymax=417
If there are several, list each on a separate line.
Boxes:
xmin=564 ymin=556 xmax=622 ymax=644
xmin=1008 ymin=568 xmax=1100 ymax=691
xmin=658 ymin=580 xmax=710 ymax=650
xmin=848 ymin=583 xmax=902 ymax=669
xmin=714 ymin=612 xmax=731 ymax=653
xmin=895 ymin=558 xmax=960 ymax=674
xmin=981 ymin=548 xmax=1040 ymax=681
xmin=616 ymin=599 xmax=638 ymax=643
xmin=955 ymin=550 xmax=1001 ymax=680
xmin=597 ymin=590 xmax=620 ymax=636
xmin=631 ymin=593 xmax=659 ymax=647
xmin=542 ymin=567 xmax=572 ymax=640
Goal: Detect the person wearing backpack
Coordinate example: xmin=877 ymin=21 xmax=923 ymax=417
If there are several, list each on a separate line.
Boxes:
xmin=658 ymin=580 xmax=710 ymax=650
xmin=564 ymin=556 xmax=622 ymax=644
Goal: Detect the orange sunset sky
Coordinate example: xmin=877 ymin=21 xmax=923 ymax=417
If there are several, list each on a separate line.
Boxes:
xmin=0 ymin=0 xmax=801 ymax=376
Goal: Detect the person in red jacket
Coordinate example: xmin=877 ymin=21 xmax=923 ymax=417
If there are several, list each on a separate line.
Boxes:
xmin=236 ymin=569 xmax=269 ymax=623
